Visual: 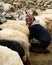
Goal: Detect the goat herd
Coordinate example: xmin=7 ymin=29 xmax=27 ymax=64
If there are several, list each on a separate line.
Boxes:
xmin=0 ymin=1 xmax=52 ymax=65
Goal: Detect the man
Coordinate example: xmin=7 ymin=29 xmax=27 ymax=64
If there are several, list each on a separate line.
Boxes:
xmin=0 ymin=5 xmax=6 ymax=24
xmin=25 ymin=14 xmax=51 ymax=53
xmin=4 ymin=6 xmax=16 ymax=20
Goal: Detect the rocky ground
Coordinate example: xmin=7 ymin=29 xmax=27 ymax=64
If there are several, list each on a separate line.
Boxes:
xmin=30 ymin=40 xmax=52 ymax=65
xmin=4 ymin=0 xmax=52 ymax=10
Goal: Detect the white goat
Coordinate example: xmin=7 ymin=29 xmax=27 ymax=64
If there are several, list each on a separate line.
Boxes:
xmin=2 ymin=3 xmax=11 ymax=12
xmin=0 ymin=28 xmax=30 ymax=62
xmin=0 ymin=45 xmax=24 ymax=65
xmin=0 ymin=20 xmax=29 ymax=36
xmin=35 ymin=14 xmax=52 ymax=30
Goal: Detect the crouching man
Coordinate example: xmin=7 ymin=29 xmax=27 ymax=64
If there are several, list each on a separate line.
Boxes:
xmin=25 ymin=14 xmax=51 ymax=53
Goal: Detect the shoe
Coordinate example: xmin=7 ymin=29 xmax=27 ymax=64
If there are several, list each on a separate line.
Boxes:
xmin=30 ymin=47 xmax=50 ymax=54
xmin=38 ymin=49 xmax=50 ymax=54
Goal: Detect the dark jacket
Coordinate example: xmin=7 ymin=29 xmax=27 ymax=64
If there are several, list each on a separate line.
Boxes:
xmin=28 ymin=24 xmax=51 ymax=48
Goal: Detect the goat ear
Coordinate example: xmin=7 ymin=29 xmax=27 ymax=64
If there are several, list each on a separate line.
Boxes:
xmin=45 ymin=18 xmax=49 ymax=23
xmin=45 ymin=18 xmax=52 ymax=23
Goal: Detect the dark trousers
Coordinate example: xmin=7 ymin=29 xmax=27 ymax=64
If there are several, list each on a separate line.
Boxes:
xmin=28 ymin=24 xmax=51 ymax=49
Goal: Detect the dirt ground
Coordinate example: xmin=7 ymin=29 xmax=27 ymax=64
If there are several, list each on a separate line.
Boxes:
xmin=30 ymin=40 xmax=52 ymax=65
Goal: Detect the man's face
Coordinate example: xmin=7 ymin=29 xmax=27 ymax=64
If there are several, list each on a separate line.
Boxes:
xmin=26 ymin=18 xmax=33 ymax=26
xmin=0 ymin=9 xmax=3 ymax=13
xmin=10 ymin=7 xmax=15 ymax=12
